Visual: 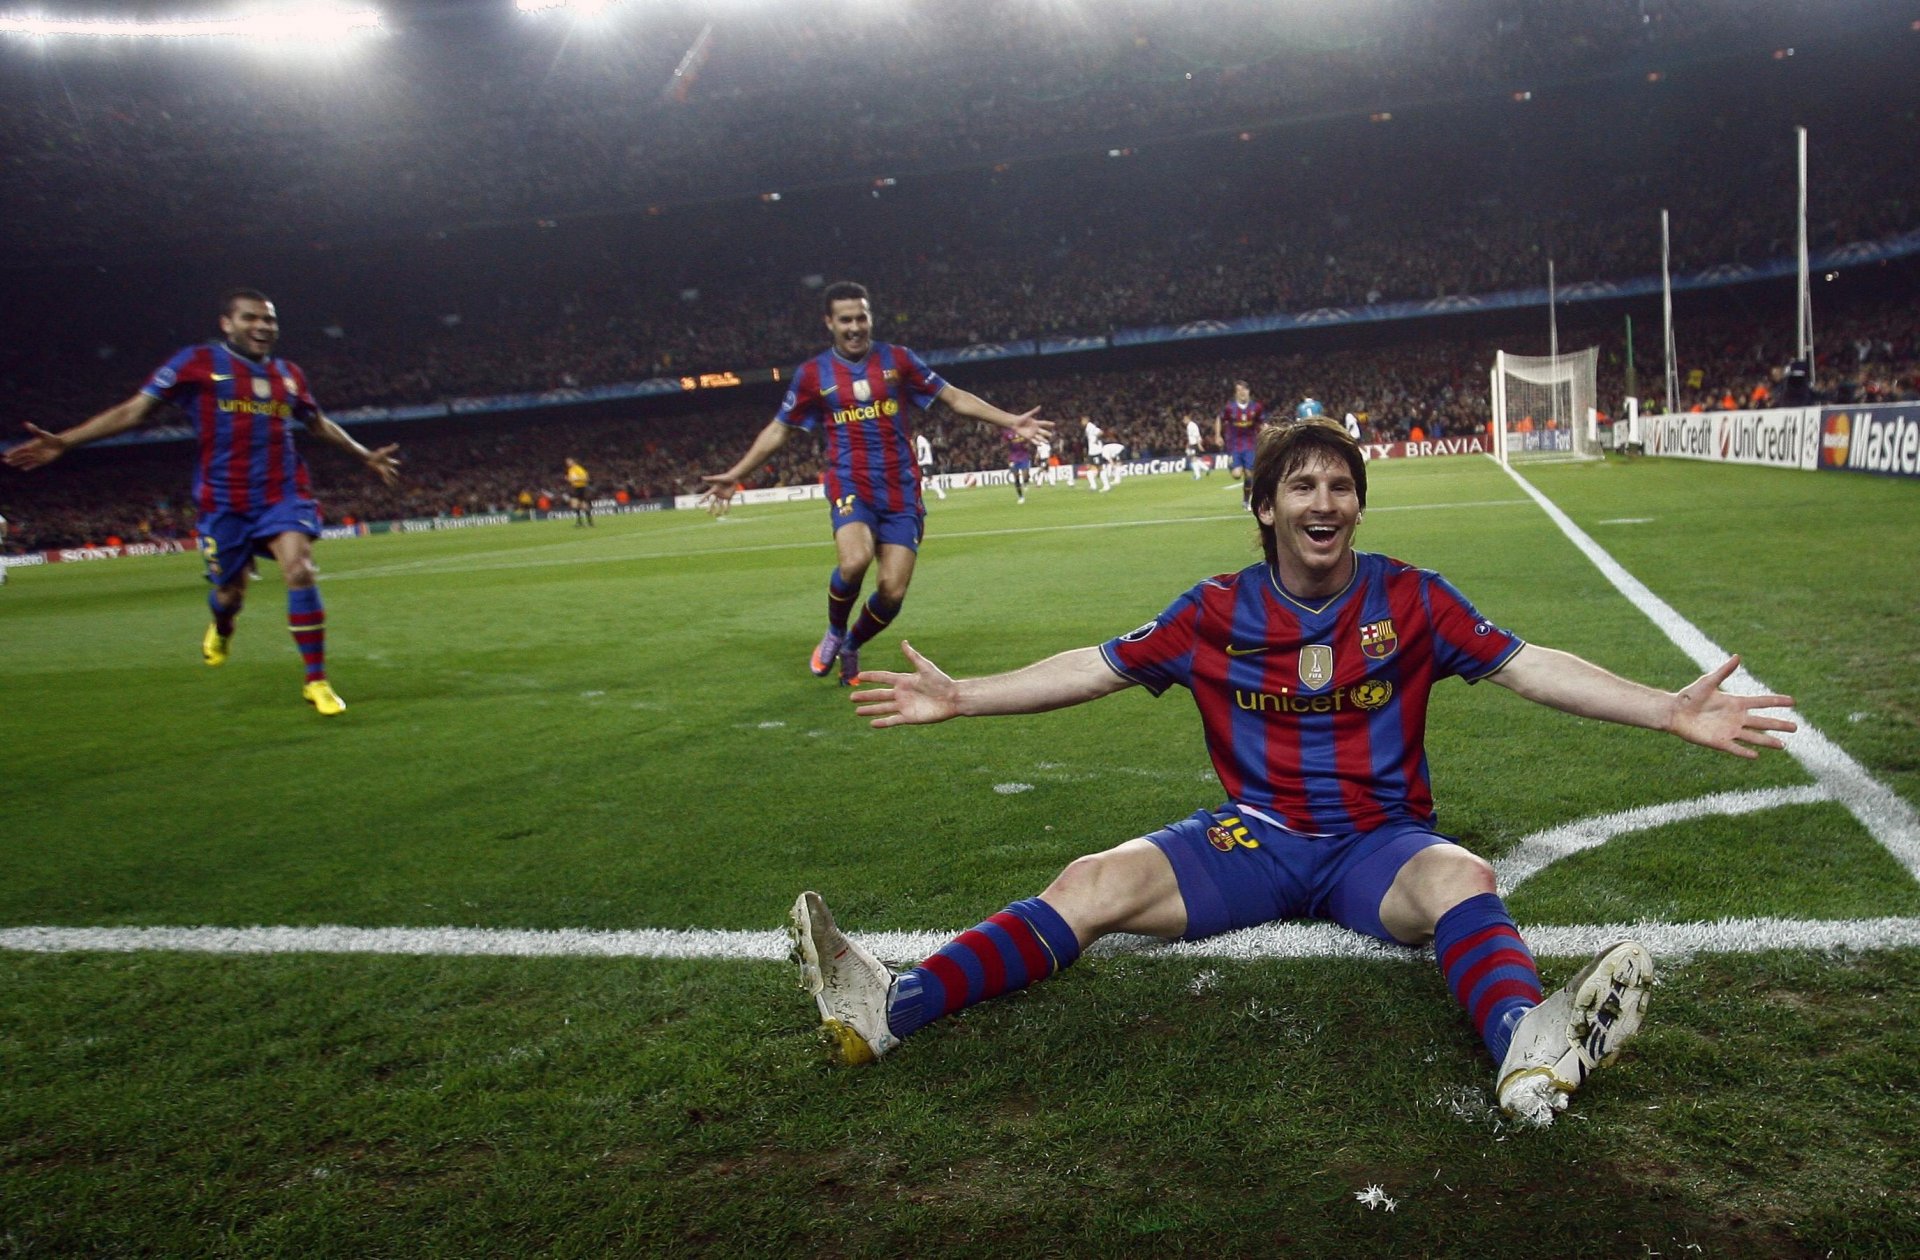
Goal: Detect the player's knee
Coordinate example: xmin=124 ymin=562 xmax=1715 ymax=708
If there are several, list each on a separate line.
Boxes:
xmin=282 ymin=557 xmax=318 ymax=588
xmin=1042 ymin=849 xmax=1152 ymax=934
xmin=1413 ymin=846 xmax=1497 ymax=911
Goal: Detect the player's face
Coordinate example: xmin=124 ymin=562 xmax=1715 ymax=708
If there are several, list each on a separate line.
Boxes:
xmin=1257 ymin=451 xmax=1362 ymax=595
xmin=220 ymin=299 xmax=279 ymax=359
xmin=1234 ymin=384 xmax=1250 ymax=404
xmin=825 ymin=298 xmax=872 ymax=358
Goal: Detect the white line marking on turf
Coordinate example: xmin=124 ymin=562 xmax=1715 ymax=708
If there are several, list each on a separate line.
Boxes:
xmin=5 ymin=916 xmax=1918 ymax=964
xmin=333 ymin=500 xmax=1529 ymax=583
xmin=1500 ymin=463 xmax=1920 ymax=884
xmin=1494 ymin=785 xmax=1834 ymax=892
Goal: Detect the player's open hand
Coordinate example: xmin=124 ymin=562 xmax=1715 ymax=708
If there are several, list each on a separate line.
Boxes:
xmin=1011 ymin=410 xmax=1053 ymax=445
xmin=851 ymin=640 xmax=961 ymax=727
xmin=697 ymin=474 xmax=740 ymax=517
xmin=1670 ymin=655 xmax=1797 ymax=758
xmin=3 ymin=424 xmax=69 ymax=472
xmin=364 ymin=443 xmax=402 ymax=486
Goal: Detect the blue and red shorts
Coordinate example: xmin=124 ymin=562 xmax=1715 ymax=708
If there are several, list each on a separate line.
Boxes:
xmin=1146 ymin=806 xmax=1451 ymax=944
xmin=197 ymin=497 xmax=321 ymax=587
xmin=829 ymin=493 xmax=924 ymax=551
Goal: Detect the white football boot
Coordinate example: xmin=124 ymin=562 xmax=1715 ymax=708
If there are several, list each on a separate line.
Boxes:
xmin=1496 ymin=939 xmax=1654 ymax=1126
xmin=788 ymin=891 xmax=900 ymax=1066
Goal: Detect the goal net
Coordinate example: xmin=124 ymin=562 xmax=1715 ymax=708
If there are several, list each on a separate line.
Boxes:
xmin=1489 ymin=347 xmax=1601 ymax=464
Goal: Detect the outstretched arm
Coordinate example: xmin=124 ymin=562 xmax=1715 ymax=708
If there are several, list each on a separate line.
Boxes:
xmin=4 ymin=393 xmax=159 ymax=471
xmin=310 ymin=412 xmax=401 ymax=486
xmin=699 ymin=419 xmax=792 ymax=514
xmin=851 ymin=641 xmax=1135 ymax=728
xmin=935 ymin=384 xmax=1053 ymax=445
xmin=1487 ymin=646 xmax=1796 ymax=759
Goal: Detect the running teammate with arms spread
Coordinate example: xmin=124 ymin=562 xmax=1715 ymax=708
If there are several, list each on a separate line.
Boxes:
xmin=4 ymin=289 xmax=399 ymax=715
xmin=790 ymin=419 xmax=1798 ymax=1126
xmin=699 ymin=282 xmax=1049 ymax=685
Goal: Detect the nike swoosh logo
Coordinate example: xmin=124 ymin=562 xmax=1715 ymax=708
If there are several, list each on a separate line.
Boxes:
xmin=210 ymin=373 xmax=235 ymax=382
xmin=1224 ymin=644 xmax=1272 ymax=657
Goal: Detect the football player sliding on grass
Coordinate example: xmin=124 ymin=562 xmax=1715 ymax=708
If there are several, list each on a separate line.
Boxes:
xmin=792 ymin=418 xmax=1797 ymax=1126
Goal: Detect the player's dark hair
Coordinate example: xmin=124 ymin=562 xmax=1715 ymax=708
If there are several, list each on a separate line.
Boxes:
xmin=220 ymin=287 xmax=272 ymax=318
xmin=1249 ymin=418 xmax=1368 ymax=570
xmin=822 ymin=281 xmax=870 ymax=313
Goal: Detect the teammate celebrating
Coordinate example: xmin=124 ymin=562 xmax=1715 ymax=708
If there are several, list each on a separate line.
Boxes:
xmin=699 ymin=282 xmax=1048 ymax=685
xmin=793 ymin=418 xmax=1799 ymax=1126
xmin=1214 ymin=380 xmax=1267 ymax=507
xmin=3 ymin=289 xmax=399 ymax=715
xmin=1004 ymin=428 xmax=1032 ymax=503
xmin=565 ymin=457 xmax=593 ymax=526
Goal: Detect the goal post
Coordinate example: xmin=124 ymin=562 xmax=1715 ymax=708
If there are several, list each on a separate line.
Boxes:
xmin=1490 ymin=346 xmax=1601 ymax=465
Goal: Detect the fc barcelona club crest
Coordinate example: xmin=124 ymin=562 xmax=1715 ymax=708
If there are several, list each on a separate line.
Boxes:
xmin=1297 ymin=644 xmax=1333 ymax=690
xmin=852 ymin=378 xmax=872 ymax=403
xmin=1360 ymin=617 xmax=1398 ymax=661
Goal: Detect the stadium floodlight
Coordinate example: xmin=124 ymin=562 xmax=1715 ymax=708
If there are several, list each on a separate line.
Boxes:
xmin=0 ymin=7 xmax=382 ymax=40
xmin=517 ymin=0 xmax=621 ymax=13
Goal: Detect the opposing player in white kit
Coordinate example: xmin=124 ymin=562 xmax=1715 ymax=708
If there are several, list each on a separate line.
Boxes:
xmin=1082 ymin=417 xmax=1112 ymax=493
xmin=914 ymin=432 xmax=945 ymax=500
xmin=1184 ymin=413 xmax=1209 ymax=479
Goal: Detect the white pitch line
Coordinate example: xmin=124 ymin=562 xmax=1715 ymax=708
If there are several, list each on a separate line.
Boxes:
xmin=1494 ymin=785 xmax=1835 ymax=892
xmin=332 ymin=498 xmax=1529 ymax=583
xmin=6 ymin=915 xmax=1919 ymax=964
xmin=1500 ymin=463 xmax=1920 ymax=884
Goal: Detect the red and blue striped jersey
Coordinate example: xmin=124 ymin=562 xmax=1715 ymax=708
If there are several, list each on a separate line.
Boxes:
xmin=140 ymin=342 xmax=320 ymax=514
xmin=1100 ymin=554 xmax=1524 ymax=835
xmin=774 ymin=343 xmax=947 ymax=512
xmin=1218 ymin=399 xmax=1267 ymax=453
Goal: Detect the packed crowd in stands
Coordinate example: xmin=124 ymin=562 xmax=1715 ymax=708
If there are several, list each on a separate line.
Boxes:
xmin=6 ymin=297 xmax=1913 ymax=553
xmin=3 ymin=1 xmax=1914 ymax=434
xmin=2 ymin=0 xmax=1902 ymax=260
xmin=4 ymin=1 xmax=1915 ymax=550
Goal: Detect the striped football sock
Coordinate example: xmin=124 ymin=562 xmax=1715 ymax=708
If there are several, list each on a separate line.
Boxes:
xmin=827 ymin=568 xmax=861 ymax=633
xmin=1433 ymin=892 xmax=1543 ymax=1064
xmin=287 ymin=585 xmax=327 ymax=682
xmin=845 ymin=593 xmax=901 ymax=650
xmin=886 ymin=897 xmax=1082 ymax=1040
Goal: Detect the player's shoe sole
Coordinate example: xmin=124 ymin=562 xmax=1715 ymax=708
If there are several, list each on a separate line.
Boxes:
xmin=202 ymin=624 xmax=231 ymax=667
xmin=1497 ymin=940 xmax=1653 ymax=1126
xmin=809 ymin=627 xmax=845 ymax=678
xmin=302 ymin=680 xmax=347 ymax=715
xmin=786 ymin=891 xmax=898 ymax=1066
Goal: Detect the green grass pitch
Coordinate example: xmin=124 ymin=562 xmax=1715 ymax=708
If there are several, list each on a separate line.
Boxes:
xmin=2 ymin=454 xmax=1917 ymax=1256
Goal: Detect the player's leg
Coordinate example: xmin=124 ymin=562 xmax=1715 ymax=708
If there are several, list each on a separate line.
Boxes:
xmin=813 ymin=514 xmax=876 ymax=677
xmin=841 ymin=537 xmax=916 ymax=684
xmin=1366 ymin=839 xmax=1651 ymax=1125
xmin=198 ymin=513 xmax=253 ymax=666
xmin=266 ymin=526 xmax=343 ymax=714
xmin=791 ymin=835 xmax=1188 ymax=1064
